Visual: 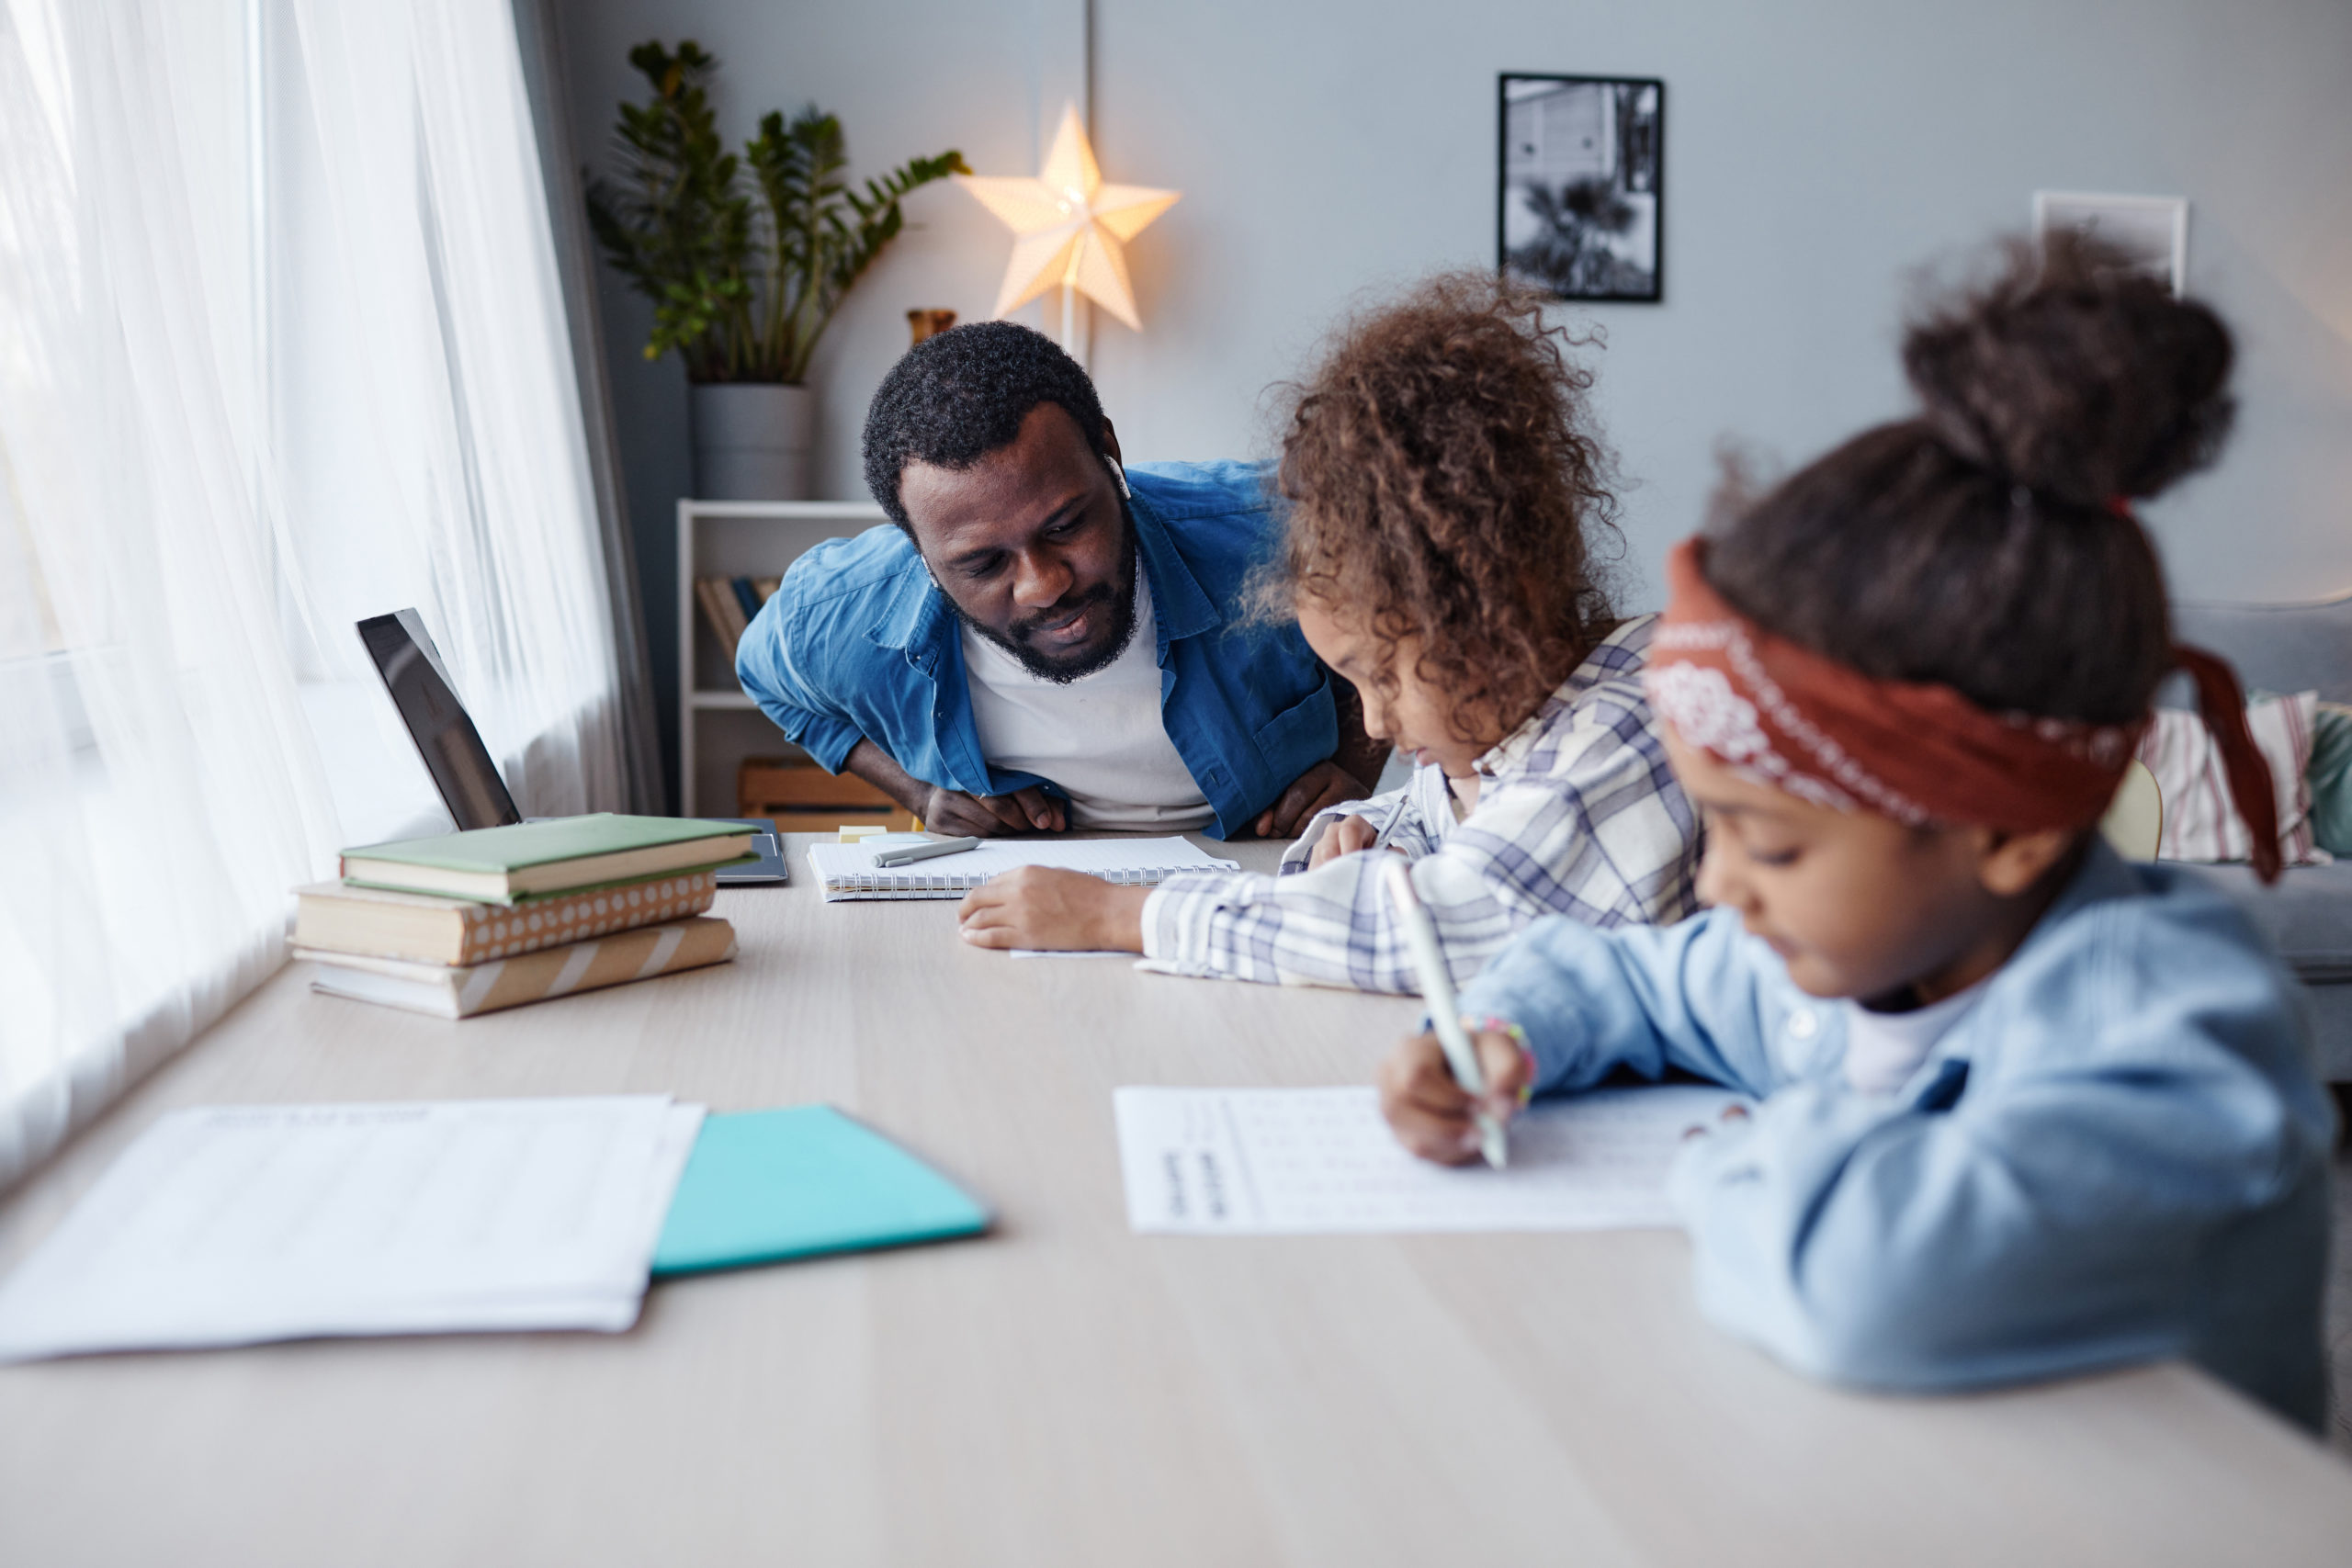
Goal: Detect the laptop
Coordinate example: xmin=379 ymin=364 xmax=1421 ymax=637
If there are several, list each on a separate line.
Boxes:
xmin=356 ymin=609 xmax=787 ymax=885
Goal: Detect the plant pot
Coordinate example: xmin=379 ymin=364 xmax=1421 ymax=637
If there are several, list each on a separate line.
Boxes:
xmin=690 ymin=382 xmax=814 ymax=501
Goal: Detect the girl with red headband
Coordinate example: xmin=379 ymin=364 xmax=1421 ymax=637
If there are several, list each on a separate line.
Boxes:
xmin=1376 ymin=238 xmax=2335 ymax=1429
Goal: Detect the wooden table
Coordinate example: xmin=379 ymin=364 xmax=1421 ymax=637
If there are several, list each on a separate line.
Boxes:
xmin=5 ymin=834 xmax=2350 ymax=1566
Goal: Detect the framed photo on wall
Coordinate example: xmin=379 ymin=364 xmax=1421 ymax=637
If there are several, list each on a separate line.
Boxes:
xmin=1498 ymin=74 xmax=1664 ymax=303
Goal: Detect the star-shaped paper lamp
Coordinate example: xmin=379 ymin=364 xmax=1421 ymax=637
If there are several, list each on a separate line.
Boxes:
xmin=956 ymin=103 xmax=1180 ymax=337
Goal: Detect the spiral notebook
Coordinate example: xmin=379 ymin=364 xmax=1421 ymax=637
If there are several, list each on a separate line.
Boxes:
xmin=804 ymin=835 xmax=1238 ymax=901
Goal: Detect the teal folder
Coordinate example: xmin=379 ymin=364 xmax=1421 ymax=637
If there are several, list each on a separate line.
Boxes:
xmin=650 ymin=1106 xmax=989 ymax=1277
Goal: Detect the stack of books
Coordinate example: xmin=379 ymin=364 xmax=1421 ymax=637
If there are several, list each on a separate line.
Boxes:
xmin=294 ymin=815 xmax=754 ymax=1018
xmin=695 ymin=573 xmax=780 ymax=653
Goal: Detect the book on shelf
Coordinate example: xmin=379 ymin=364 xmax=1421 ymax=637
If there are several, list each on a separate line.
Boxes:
xmin=339 ymin=814 xmax=753 ymax=904
xmin=695 ymin=576 xmax=746 ymax=653
xmin=292 ymin=870 xmax=719 ymax=966
xmin=300 ymin=915 xmax=739 ymax=1019
xmin=728 ymin=577 xmax=761 ymax=623
xmin=695 ymin=574 xmax=783 ymax=656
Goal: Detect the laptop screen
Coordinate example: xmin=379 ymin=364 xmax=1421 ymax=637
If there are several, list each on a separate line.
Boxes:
xmin=356 ymin=610 xmax=522 ymax=832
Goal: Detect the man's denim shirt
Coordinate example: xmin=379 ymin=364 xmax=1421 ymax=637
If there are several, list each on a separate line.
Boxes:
xmin=734 ymin=460 xmax=1336 ymax=840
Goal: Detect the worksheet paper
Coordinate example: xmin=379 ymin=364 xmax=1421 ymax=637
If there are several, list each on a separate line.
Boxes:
xmin=0 ymin=1096 xmax=703 ymax=1361
xmin=1114 ymin=1085 xmax=1749 ymax=1235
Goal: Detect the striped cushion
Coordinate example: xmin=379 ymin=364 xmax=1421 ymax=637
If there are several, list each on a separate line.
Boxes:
xmin=2135 ymin=690 xmax=2327 ymax=866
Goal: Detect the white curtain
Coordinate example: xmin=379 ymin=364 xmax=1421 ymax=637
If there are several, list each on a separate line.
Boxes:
xmin=0 ymin=0 xmax=639 ymax=1190
xmin=510 ymin=0 xmax=669 ymax=820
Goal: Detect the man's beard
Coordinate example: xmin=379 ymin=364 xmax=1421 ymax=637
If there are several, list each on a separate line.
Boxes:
xmin=951 ymin=509 xmax=1140 ymax=684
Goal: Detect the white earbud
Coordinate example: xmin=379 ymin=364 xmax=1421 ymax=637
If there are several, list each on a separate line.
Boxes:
xmin=1105 ymin=454 xmax=1132 ymax=500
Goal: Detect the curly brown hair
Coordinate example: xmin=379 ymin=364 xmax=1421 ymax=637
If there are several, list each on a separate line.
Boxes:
xmin=1261 ymin=272 xmax=1622 ymax=744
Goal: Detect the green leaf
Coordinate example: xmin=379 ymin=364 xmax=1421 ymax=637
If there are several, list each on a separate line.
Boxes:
xmin=583 ymin=47 xmax=967 ymax=384
xmin=580 ymin=39 xmax=753 ymax=378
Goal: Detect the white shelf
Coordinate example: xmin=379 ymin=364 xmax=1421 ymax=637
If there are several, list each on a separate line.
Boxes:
xmin=676 ymin=498 xmax=886 ymax=818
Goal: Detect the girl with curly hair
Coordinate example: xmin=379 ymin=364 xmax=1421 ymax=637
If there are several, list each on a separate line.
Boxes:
xmin=1378 ymin=237 xmax=2334 ymax=1429
xmin=958 ymin=273 xmax=1702 ymax=985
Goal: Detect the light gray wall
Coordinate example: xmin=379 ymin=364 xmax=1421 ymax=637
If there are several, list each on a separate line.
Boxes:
xmin=1085 ymin=0 xmax=2352 ymax=607
xmin=557 ymin=0 xmax=1084 ymax=799
xmin=562 ymin=0 xmax=2352 ymax=794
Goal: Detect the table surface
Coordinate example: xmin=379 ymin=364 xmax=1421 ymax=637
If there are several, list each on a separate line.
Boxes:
xmin=5 ymin=833 xmax=2351 ymax=1568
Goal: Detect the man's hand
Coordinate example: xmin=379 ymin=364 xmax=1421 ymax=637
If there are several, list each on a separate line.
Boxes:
xmin=920 ymin=784 xmax=1067 ymax=838
xmin=1376 ymin=1027 xmax=1534 ymax=1165
xmin=958 ymin=867 xmax=1148 ymax=953
xmin=1252 ymin=760 xmax=1369 ymax=840
xmin=1306 ymin=812 xmax=1405 ymax=870
xmin=842 ymin=739 xmax=1065 ymax=837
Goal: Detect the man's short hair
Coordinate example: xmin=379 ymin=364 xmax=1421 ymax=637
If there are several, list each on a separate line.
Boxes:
xmin=862 ymin=321 xmax=1109 ymax=529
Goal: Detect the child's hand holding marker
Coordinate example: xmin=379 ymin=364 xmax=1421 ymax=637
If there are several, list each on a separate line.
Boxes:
xmin=1377 ymin=1023 xmax=1535 ymax=1164
xmin=1377 ymin=855 xmax=1516 ymax=1165
xmin=1306 ymin=813 xmax=1392 ymax=869
xmin=1307 ymin=786 xmax=1417 ymax=870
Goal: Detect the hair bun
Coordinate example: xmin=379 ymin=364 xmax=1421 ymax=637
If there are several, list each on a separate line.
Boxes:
xmin=1901 ymin=233 xmax=2236 ymax=508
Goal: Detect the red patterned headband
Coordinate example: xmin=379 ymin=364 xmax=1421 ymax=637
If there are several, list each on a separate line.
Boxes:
xmin=1645 ymin=536 xmax=2281 ymax=880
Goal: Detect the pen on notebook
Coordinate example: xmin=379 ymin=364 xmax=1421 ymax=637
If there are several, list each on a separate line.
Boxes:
xmin=1380 ymin=856 xmax=1506 ymax=1168
xmin=871 ymin=836 xmax=982 ymax=868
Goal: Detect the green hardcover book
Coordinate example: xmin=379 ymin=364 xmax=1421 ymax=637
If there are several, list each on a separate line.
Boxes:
xmin=339 ymin=814 xmax=754 ymax=904
xmin=650 ymin=1107 xmax=990 ymax=1277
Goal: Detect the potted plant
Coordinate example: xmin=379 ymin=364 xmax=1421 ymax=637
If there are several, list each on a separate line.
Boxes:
xmin=586 ymin=41 xmax=968 ymax=499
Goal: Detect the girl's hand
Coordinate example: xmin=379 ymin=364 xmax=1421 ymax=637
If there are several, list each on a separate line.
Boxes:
xmin=1376 ymin=1026 xmax=1533 ymax=1164
xmin=1307 ymin=812 xmax=1393 ymax=869
xmin=957 ymin=867 xmax=1148 ymax=953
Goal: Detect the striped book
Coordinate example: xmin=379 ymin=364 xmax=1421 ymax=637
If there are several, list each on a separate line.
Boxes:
xmin=292 ymin=872 xmax=718 ymax=966
xmin=299 ymin=916 xmax=737 ymax=1019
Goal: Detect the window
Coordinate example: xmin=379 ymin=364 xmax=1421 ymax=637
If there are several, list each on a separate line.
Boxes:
xmin=0 ymin=0 xmax=637 ymax=1188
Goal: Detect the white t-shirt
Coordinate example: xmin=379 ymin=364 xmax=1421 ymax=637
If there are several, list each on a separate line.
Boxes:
xmin=1840 ymin=981 xmax=1987 ymax=1097
xmin=960 ymin=568 xmax=1216 ymax=831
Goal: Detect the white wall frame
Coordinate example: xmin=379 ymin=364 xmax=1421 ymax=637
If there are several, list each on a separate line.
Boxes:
xmin=675 ymin=499 xmax=886 ymax=818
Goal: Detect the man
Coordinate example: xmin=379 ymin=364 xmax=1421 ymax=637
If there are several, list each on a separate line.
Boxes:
xmin=736 ymin=321 xmax=1384 ymax=839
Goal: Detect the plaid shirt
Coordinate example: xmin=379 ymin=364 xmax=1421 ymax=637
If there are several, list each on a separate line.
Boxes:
xmin=1138 ymin=615 xmax=1701 ymax=992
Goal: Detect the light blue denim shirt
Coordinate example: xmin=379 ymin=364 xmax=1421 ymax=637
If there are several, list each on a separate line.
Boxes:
xmin=734 ymin=461 xmax=1334 ymax=840
xmin=1459 ymin=840 xmax=2336 ymax=1429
